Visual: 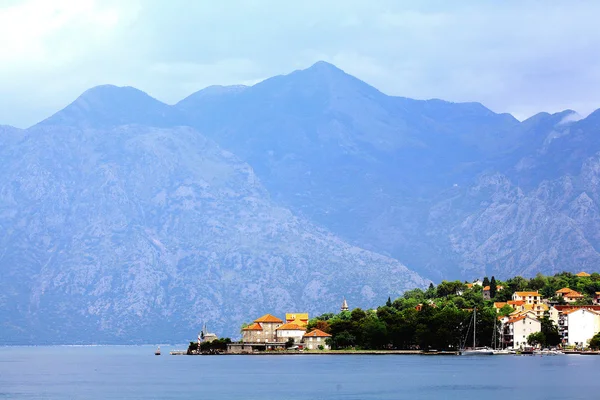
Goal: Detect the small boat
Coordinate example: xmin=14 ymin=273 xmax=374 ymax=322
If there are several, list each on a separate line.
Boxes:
xmin=155 ymin=346 xmax=161 ymax=356
xmin=462 ymin=347 xmax=494 ymax=355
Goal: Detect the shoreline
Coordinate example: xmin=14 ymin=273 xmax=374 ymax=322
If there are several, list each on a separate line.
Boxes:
xmin=178 ymin=350 xmax=460 ymax=356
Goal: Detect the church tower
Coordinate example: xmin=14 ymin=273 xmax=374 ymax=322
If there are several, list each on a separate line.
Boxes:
xmin=341 ymin=298 xmax=349 ymax=312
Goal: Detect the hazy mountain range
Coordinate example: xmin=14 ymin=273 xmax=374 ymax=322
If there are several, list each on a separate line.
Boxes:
xmin=1 ymin=61 xmax=599 ymax=344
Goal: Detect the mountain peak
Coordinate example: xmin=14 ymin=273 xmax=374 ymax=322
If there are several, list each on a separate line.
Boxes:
xmin=35 ymin=85 xmax=173 ymax=129
xmin=306 ymin=60 xmax=344 ymax=73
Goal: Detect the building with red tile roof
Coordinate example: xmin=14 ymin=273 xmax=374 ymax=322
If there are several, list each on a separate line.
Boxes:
xmin=303 ymin=329 xmax=332 ymax=350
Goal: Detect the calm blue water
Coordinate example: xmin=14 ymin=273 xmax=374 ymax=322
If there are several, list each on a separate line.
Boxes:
xmin=1 ymin=346 xmax=598 ymax=399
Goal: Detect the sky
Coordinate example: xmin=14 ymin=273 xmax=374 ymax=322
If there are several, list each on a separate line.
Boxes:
xmin=1 ymin=0 xmax=600 ymax=128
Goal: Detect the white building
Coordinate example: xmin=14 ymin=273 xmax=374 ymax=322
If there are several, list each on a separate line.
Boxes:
xmin=275 ymin=322 xmax=306 ymax=343
xmin=562 ymin=309 xmax=600 ymax=347
xmin=505 ymin=314 xmax=541 ymax=349
xmin=512 ymin=291 xmax=542 ymax=305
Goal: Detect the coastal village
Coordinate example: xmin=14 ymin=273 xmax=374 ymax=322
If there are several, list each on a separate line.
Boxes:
xmin=189 ymin=272 xmax=600 ymax=355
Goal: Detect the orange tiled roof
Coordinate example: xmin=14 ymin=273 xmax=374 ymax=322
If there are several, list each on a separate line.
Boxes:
xmin=595 ymin=292 xmax=600 ymax=296
xmin=242 ymin=323 xmax=263 ymax=331
xmin=254 ymin=314 xmax=283 ymax=323
xmin=483 ymin=286 xmax=490 ymax=291
xmin=275 ymin=322 xmax=306 ymax=331
xmin=466 ymin=283 xmax=473 ymax=289
xmin=564 ymin=291 xmax=584 ymax=298
xmin=507 ymin=315 xmax=527 ymax=324
xmin=556 ymin=287 xmax=573 ymax=294
xmin=508 ymin=300 xmax=525 ymax=306
xmin=563 ymin=308 xmax=584 ymax=315
xmin=515 ymin=291 xmax=540 ymax=297
xmin=494 ymin=302 xmax=507 ymax=309
xmin=576 ymin=271 xmax=591 ymax=277
xmin=304 ymin=329 xmax=332 ymax=337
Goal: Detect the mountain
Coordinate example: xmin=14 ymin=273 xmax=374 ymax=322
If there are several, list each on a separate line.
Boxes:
xmin=37 ymin=85 xmax=181 ymax=129
xmin=175 ymin=62 xmax=527 ymax=278
xmin=175 ymin=62 xmax=600 ymax=279
xmin=0 ymin=124 xmax=426 ymax=345
xmin=5 ymin=61 xmax=600 ymax=345
xmin=29 ymin=61 xmax=600 ymax=281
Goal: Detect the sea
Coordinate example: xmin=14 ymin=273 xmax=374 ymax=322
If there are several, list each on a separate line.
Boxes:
xmin=0 ymin=345 xmax=598 ymax=399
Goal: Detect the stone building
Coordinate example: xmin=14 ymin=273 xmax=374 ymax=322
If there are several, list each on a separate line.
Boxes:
xmin=303 ymin=329 xmax=332 ymax=350
xmin=241 ymin=314 xmax=283 ymax=343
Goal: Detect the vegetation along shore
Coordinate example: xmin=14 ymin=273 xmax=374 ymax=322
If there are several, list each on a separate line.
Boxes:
xmin=186 ymin=271 xmax=600 ymax=355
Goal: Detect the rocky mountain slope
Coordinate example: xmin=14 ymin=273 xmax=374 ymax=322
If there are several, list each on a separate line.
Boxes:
xmin=0 ymin=124 xmax=425 ymax=344
xmin=3 ymin=61 xmax=600 ymax=344
xmin=33 ymin=62 xmax=600 ymax=281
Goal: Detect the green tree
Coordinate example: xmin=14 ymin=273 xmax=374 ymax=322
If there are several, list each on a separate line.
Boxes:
xmin=386 ymin=297 xmax=392 ymax=307
xmin=285 ymin=337 xmax=295 ymax=349
xmin=332 ymin=331 xmax=356 ymax=349
xmin=589 ymin=332 xmax=600 ymax=350
xmin=498 ymin=304 xmax=514 ymax=317
xmin=490 ymin=276 xmax=498 ymax=298
xmin=483 ymin=277 xmax=490 ymax=287
xmin=527 ymin=332 xmax=545 ymax=347
xmin=539 ymin=313 xmax=561 ymax=347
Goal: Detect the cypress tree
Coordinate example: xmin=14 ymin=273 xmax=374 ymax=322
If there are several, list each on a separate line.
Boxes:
xmin=483 ymin=276 xmax=490 ymax=287
xmin=490 ymin=276 xmax=497 ymax=298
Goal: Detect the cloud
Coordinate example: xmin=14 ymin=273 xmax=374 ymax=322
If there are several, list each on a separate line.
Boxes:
xmin=1 ymin=1 xmax=600 ymax=127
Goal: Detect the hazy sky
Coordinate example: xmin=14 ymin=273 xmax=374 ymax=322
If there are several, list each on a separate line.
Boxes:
xmin=1 ymin=0 xmax=600 ymax=127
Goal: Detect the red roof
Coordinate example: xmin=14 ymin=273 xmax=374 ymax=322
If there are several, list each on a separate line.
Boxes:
xmin=254 ymin=314 xmax=283 ymax=323
xmin=507 ymin=315 xmax=527 ymax=324
xmin=275 ymin=322 xmax=306 ymax=331
xmin=242 ymin=323 xmax=263 ymax=331
xmin=555 ymin=305 xmax=600 ymax=312
xmin=304 ymin=329 xmax=332 ymax=337
xmin=564 ymin=291 xmax=584 ymax=298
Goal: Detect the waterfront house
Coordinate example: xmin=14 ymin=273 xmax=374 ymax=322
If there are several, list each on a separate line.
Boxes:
xmin=303 ymin=329 xmax=332 ymax=350
xmin=241 ymin=314 xmax=283 ymax=343
xmin=504 ymin=314 xmax=541 ymax=349
xmin=512 ymin=291 xmax=542 ymax=305
xmin=276 ymin=322 xmax=307 ymax=344
xmin=493 ymin=302 xmax=507 ymax=312
xmin=594 ymin=292 xmax=600 ymax=305
xmin=560 ymin=308 xmax=600 ymax=347
xmin=241 ymin=323 xmax=265 ymax=343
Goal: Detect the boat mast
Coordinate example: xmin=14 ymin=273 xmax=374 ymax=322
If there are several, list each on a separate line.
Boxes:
xmin=473 ymin=307 xmax=476 ymax=348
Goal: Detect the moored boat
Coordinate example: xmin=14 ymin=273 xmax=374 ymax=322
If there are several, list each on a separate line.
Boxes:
xmin=155 ymin=346 xmax=161 ymax=356
xmin=460 ymin=308 xmax=494 ymax=356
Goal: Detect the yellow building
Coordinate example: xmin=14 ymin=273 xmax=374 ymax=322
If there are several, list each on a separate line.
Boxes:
xmin=285 ymin=313 xmax=309 ymax=327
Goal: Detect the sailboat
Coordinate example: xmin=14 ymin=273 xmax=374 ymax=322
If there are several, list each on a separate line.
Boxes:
xmin=492 ymin=315 xmax=510 ymax=355
xmin=460 ymin=308 xmax=494 ymax=355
